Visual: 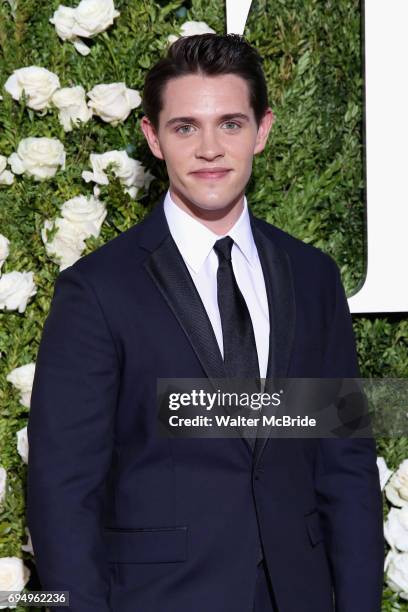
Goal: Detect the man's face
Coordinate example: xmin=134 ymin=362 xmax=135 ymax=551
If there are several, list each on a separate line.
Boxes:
xmin=141 ymin=73 xmax=274 ymax=219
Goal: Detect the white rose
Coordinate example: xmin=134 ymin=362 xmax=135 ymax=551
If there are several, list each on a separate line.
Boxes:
xmin=0 ymin=170 xmax=14 ymax=185
xmin=82 ymin=150 xmax=154 ymax=198
xmin=0 ymin=557 xmax=30 ymax=608
xmin=0 ymin=271 xmax=36 ymax=313
xmin=50 ymin=0 xmax=120 ymax=56
xmin=52 ymin=86 xmax=93 ymax=131
xmin=0 ymin=467 xmax=6 ymax=506
xmin=87 ymin=83 xmax=141 ymax=125
xmin=16 ymin=426 xmax=28 ymax=464
xmin=124 ymin=167 xmax=154 ymax=199
xmin=377 ymin=456 xmax=393 ymax=490
xmin=49 ymin=5 xmax=77 ymax=42
xmin=60 ymin=194 xmax=107 ymax=238
xmin=168 ymin=20 xmax=216 ymax=44
xmin=73 ymin=0 xmax=120 ymax=37
xmin=385 ymin=507 xmax=408 ymax=551
xmin=3 ymin=66 xmax=60 ymax=111
xmin=0 ymin=155 xmax=14 ymax=186
xmin=385 ymin=549 xmax=408 ymax=600
xmin=8 ymin=137 xmax=65 ymax=181
xmin=6 ymin=363 xmax=36 ymax=409
xmin=386 ymin=459 xmax=408 ymax=507
xmin=41 ymin=217 xmax=87 ymax=270
xmin=0 ymin=234 xmax=10 ymax=273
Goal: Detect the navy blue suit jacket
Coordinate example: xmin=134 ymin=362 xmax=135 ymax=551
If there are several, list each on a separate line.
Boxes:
xmin=27 ymin=193 xmax=384 ymax=612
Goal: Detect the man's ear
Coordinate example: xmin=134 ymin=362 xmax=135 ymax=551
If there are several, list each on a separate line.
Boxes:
xmin=253 ymin=107 xmax=275 ymax=155
xmin=140 ymin=116 xmax=165 ymax=160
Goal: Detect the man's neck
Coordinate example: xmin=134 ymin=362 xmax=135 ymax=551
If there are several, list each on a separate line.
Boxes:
xmin=168 ymin=188 xmax=245 ymax=236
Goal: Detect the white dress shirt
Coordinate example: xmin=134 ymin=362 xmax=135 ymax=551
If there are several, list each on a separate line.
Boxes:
xmin=163 ymin=190 xmax=270 ymax=381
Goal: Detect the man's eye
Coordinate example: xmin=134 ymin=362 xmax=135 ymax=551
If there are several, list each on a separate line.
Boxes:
xmin=223 ymin=121 xmax=240 ymax=130
xmin=175 ymin=125 xmax=194 ymax=134
xmin=175 ymin=122 xmax=240 ymax=134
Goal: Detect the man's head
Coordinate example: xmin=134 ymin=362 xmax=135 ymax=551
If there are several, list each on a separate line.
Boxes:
xmin=140 ymin=33 xmax=274 ymax=231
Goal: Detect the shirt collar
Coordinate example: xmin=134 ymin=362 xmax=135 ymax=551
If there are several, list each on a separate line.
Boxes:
xmin=163 ymin=189 xmax=257 ymax=273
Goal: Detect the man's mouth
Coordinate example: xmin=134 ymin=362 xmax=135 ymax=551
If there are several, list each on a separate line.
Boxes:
xmin=190 ymin=168 xmax=232 ymax=180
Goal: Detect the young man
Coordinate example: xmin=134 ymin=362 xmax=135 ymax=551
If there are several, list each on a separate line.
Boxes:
xmin=27 ymin=34 xmax=384 ymax=612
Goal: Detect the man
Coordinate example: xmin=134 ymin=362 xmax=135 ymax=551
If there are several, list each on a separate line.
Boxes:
xmin=27 ymin=33 xmax=384 ymax=612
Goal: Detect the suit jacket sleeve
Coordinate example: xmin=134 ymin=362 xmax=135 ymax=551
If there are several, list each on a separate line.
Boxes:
xmin=315 ymin=258 xmax=384 ymax=612
xmin=27 ymin=265 xmax=120 ymax=612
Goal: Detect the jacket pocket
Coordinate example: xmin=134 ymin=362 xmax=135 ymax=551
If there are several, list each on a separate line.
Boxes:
xmin=103 ymin=525 xmax=188 ymax=563
xmin=304 ymin=511 xmax=324 ymax=547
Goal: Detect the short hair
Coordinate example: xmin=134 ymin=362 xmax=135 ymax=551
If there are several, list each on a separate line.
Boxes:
xmin=142 ymin=33 xmax=269 ymax=131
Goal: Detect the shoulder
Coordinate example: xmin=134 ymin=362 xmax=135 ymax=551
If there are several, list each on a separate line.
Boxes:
xmin=61 ymin=217 xmax=151 ymax=286
xmin=252 ymin=215 xmax=339 ymax=281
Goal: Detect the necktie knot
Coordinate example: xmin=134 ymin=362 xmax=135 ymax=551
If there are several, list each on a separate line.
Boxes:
xmin=213 ymin=236 xmax=234 ymax=262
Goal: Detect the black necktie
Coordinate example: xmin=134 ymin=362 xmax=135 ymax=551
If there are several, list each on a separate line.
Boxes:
xmin=214 ymin=236 xmax=264 ymax=563
xmin=213 ymin=235 xmax=261 ymax=386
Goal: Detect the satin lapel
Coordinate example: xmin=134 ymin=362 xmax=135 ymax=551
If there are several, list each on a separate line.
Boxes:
xmin=249 ymin=218 xmax=296 ymax=468
xmin=143 ymin=232 xmax=227 ymax=382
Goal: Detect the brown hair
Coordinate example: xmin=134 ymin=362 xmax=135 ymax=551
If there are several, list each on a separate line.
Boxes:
xmin=142 ymin=33 xmax=269 ymax=130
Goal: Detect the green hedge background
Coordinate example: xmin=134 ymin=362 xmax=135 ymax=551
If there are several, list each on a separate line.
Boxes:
xmin=0 ymin=0 xmax=407 ymax=610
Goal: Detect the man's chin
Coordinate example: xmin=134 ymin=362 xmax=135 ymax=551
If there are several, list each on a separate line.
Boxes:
xmin=172 ymin=189 xmax=243 ymax=216
xmin=188 ymin=201 xmax=240 ymax=221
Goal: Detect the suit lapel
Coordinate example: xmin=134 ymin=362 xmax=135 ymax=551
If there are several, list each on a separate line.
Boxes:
xmin=144 ymin=232 xmax=227 ymax=381
xmin=139 ymin=194 xmax=226 ymax=381
xmin=249 ymin=214 xmax=296 ymax=467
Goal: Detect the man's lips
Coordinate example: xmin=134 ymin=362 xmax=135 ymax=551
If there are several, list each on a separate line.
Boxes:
xmin=190 ymin=168 xmax=232 ymax=179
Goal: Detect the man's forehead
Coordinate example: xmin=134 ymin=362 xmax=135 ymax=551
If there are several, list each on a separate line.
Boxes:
xmin=160 ymin=73 xmax=252 ymax=118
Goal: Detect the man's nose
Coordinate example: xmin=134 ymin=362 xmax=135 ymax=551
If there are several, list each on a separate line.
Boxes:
xmin=195 ymin=128 xmax=224 ymax=159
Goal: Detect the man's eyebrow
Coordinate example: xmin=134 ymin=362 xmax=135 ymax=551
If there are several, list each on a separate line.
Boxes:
xmin=164 ymin=113 xmax=250 ymax=128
